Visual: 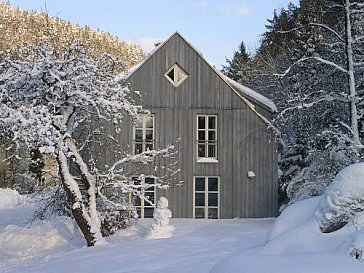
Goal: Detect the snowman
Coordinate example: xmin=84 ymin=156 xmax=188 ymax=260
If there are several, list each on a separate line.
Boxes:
xmin=146 ymin=197 xmax=175 ymax=239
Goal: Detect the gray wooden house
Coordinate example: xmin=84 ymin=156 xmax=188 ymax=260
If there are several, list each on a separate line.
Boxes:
xmin=107 ymin=32 xmax=278 ymax=219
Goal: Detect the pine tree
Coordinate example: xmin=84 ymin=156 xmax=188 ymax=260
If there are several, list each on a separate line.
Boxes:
xmin=222 ymin=41 xmax=251 ymax=83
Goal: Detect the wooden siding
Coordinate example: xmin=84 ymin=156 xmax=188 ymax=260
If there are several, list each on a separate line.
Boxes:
xmin=93 ymin=33 xmax=278 ymax=218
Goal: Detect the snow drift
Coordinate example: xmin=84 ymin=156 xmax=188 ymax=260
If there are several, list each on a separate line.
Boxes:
xmin=211 ymin=163 xmax=364 ymax=273
xmin=315 ymin=162 xmax=364 ymax=233
xmin=0 ymin=189 xmax=83 ymax=269
xmin=0 ymin=189 xmax=22 ymax=209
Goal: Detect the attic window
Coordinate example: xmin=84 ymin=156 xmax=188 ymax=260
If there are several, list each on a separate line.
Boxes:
xmin=164 ymin=63 xmax=188 ymax=87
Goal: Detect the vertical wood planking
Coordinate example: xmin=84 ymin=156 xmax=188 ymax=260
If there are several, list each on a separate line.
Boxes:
xmin=94 ymin=33 xmax=280 ymax=219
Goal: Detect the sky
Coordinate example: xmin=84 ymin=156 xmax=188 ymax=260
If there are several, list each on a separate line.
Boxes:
xmin=8 ymin=0 xmax=299 ymax=68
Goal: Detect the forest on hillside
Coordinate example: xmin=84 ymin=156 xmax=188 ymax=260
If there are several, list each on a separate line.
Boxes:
xmin=0 ymin=2 xmax=145 ymax=67
xmin=223 ymin=0 xmax=364 ymax=205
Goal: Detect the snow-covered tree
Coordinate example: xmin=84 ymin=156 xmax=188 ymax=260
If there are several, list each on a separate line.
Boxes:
xmin=275 ymin=0 xmax=364 ymax=203
xmin=0 ymin=42 xmax=174 ymax=246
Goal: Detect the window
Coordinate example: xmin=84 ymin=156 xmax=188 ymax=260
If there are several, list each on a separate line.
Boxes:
xmin=133 ymin=114 xmax=154 ymax=154
xmin=164 ymin=63 xmax=188 ymax=87
xmin=194 ymin=177 xmax=219 ymax=219
xmin=130 ymin=177 xmax=156 ymax=218
xmin=197 ymin=115 xmax=217 ymax=160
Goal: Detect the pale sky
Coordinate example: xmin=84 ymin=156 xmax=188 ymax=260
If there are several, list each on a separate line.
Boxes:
xmin=8 ymin=0 xmax=299 ymax=68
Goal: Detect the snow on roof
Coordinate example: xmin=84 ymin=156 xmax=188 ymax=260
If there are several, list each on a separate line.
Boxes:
xmin=217 ymin=71 xmax=278 ymax=112
xmin=116 ymin=32 xmax=277 ymax=113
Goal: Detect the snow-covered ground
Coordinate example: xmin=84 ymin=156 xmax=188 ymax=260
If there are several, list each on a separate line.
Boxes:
xmin=1 ymin=186 xmax=363 ymax=273
xmin=0 ymin=189 xmax=271 ymax=273
xmin=212 ymin=197 xmax=363 ymax=273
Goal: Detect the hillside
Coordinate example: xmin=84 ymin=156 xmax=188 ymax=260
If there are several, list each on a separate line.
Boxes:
xmin=0 ymin=2 xmax=146 ymax=68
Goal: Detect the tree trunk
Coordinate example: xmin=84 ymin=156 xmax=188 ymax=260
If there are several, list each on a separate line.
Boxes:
xmin=56 ymin=149 xmax=102 ymax=247
xmin=66 ymin=138 xmax=101 ymax=231
xmin=344 ymin=0 xmax=361 ymax=146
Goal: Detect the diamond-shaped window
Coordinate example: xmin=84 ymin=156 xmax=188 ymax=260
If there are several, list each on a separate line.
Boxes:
xmin=164 ymin=63 xmax=188 ymax=87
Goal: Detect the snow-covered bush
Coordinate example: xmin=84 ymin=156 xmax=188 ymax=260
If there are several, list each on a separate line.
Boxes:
xmin=29 ymin=186 xmax=72 ymax=220
xmin=284 ymin=145 xmax=359 ymax=204
xmin=315 ymin=163 xmax=364 ymax=233
xmin=12 ymin=173 xmax=38 ymax=194
xmin=97 ymin=194 xmax=137 ymax=237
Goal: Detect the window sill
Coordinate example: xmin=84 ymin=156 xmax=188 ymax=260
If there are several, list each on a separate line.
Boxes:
xmin=196 ymin=158 xmax=219 ymax=163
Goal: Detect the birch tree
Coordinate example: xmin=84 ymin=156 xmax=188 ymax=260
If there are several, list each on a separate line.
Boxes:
xmin=0 ymin=42 xmax=175 ymax=246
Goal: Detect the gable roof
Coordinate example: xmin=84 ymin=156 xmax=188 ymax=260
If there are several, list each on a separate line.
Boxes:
xmin=117 ymin=32 xmax=277 ymax=113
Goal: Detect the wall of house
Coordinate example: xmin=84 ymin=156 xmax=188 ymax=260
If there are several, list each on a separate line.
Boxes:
xmin=92 ymin=33 xmax=278 ymax=218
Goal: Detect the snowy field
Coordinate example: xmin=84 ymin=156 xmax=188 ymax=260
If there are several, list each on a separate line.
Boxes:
xmin=1 ymin=187 xmax=363 ymax=273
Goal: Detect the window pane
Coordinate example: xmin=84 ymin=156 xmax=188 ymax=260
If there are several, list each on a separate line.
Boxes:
xmin=208 ymin=131 xmax=216 ymax=141
xmin=132 ymin=178 xmax=141 ymax=186
xmin=144 ymin=208 xmax=154 ymax=218
xmin=135 ymin=118 xmax=143 ymax=128
xmin=195 ymin=208 xmax=205 ymax=219
xmin=146 ymin=116 xmax=153 ymax=128
xmin=167 ymin=68 xmax=175 ymax=81
xmin=135 ymin=143 xmax=143 ymax=154
xmin=208 ymin=178 xmax=218 ymax=191
xmin=176 ymin=68 xmax=184 ymax=82
xmin=195 ymin=178 xmax=205 ymax=191
xmin=208 ymin=116 xmax=216 ymax=129
xmin=146 ymin=143 xmax=153 ymax=151
xmin=208 ymin=208 xmax=218 ymax=219
xmin=198 ymin=144 xmax=206 ymax=158
xmin=134 ymin=196 xmax=141 ymax=207
xmin=146 ymin=130 xmax=153 ymax=140
xmin=135 ymin=129 xmax=143 ymax=140
xmin=136 ymin=208 xmax=141 ymax=218
xmin=198 ymin=116 xmax=205 ymax=129
xmin=208 ymin=193 xmax=218 ymax=207
xmin=144 ymin=192 xmax=155 ymax=206
xmin=145 ymin=177 xmax=155 ymax=186
xmin=195 ymin=193 xmax=205 ymax=206
xmin=198 ymin=131 xmax=205 ymax=141
xmin=208 ymin=145 xmax=216 ymax=158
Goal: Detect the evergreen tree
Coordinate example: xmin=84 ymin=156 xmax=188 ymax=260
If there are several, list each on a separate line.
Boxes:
xmin=276 ymin=0 xmax=364 ymax=203
xmin=222 ymin=41 xmax=251 ymax=83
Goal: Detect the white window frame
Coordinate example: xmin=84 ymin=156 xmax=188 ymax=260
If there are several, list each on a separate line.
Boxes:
xmin=196 ymin=114 xmax=218 ymax=162
xmin=129 ymin=176 xmax=156 ymax=219
xmin=133 ymin=114 xmax=155 ymax=155
xmin=164 ymin=63 xmax=188 ymax=87
xmin=193 ymin=176 xmax=220 ymax=219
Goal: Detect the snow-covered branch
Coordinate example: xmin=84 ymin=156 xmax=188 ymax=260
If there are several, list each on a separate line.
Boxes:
xmin=276 ymin=94 xmax=347 ymax=121
xmin=277 ymin=23 xmax=345 ymax=43
xmin=275 ymin=56 xmax=347 ymax=78
xmin=351 ymin=2 xmax=364 ymax=8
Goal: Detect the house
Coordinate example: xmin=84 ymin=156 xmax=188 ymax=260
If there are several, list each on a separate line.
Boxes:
xmin=96 ymin=32 xmax=278 ymax=220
